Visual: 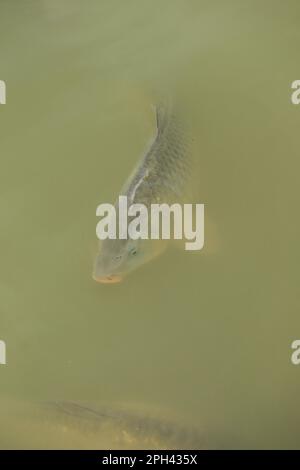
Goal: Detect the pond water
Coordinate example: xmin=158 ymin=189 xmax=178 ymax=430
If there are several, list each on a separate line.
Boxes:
xmin=0 ymin=0 xmax=299 ymax=449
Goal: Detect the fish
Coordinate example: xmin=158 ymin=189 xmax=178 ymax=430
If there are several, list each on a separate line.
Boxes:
xmin=93 ymin=103 xmax=194 ymax=284
xmin=0 ymin=398 xmax=203 ymax=450
xmin=46 ymin=401 xmax=202 ymax=450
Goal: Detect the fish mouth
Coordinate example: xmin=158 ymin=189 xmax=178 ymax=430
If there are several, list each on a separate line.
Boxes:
xmin=93 ymin=274 xmax=123 ymax=284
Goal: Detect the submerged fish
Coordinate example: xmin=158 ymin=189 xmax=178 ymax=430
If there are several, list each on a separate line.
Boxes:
xmin=0 ymin=399 xmax=202 ymax=450
xmin=93 ymin=104 xmax=193 ymax=284
xmin=46 ymin=401 xmax=202 ymax=450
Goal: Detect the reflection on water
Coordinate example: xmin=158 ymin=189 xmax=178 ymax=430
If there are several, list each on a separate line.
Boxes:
xmin=0 ymin=0 xmax=300 ymax=449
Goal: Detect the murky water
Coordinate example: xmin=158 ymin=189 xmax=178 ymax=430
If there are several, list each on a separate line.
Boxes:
xmin=0 ymin=0 xmax=300 ymax=449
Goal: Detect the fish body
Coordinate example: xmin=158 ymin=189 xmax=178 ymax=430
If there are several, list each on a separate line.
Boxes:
xmin=121 ymin=105 xmax=191 ymax=208
xmin=48 ymin=401 xmax=202 ymax=450
xmin=93 ymin=103 xmax=193 ymax=283
xmin=0 ymin=398 xmax=202 ymax=449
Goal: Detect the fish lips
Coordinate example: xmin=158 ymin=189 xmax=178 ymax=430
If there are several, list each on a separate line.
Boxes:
xmin=93 ymin=273 xmax=123 ymax=284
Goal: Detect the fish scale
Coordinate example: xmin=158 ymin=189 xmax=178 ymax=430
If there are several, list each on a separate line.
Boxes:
xmin=124 ymin=105 xmax=192 ymax=207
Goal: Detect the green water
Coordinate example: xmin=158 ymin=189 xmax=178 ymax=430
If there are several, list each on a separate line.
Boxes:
xmin=0 ymin=0 xmax=300 ymax=449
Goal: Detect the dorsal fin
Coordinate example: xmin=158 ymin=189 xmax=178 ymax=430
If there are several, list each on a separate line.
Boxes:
xmin=155 ymin=103 xmax=170 ymax=135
